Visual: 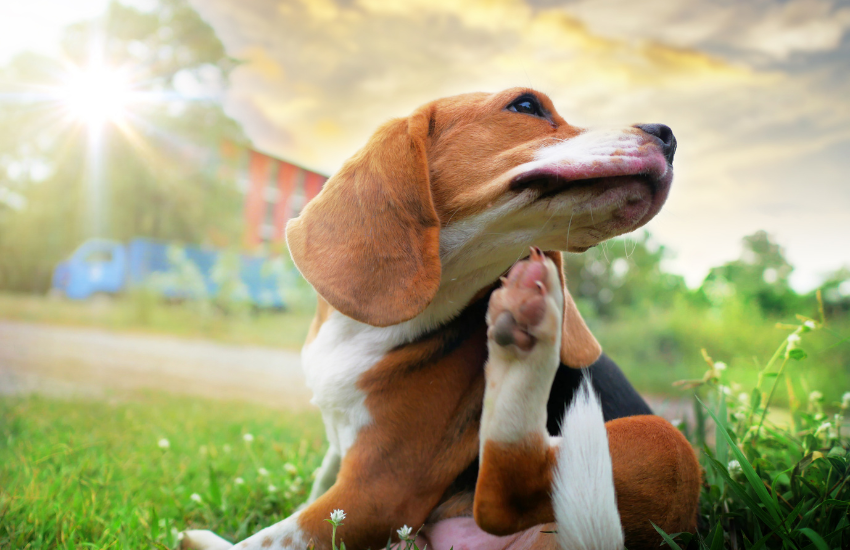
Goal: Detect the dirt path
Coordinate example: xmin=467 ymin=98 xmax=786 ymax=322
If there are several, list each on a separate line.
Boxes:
xmin=0 ymin=320 xmax=690 ymax=421
xmin=0 ymin=320 xmax=312 ymax=409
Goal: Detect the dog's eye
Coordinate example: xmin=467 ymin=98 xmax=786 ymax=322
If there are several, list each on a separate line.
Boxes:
xmin=507 ymin=96 xmax=544 ymax=118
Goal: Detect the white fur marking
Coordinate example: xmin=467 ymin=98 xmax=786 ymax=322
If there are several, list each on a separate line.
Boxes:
xmin=553 ymin=376 xmax=624 ymax=550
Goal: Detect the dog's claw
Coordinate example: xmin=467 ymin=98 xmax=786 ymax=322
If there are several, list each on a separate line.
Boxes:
xmin=529 ymin=246 xmax=544 ymax=261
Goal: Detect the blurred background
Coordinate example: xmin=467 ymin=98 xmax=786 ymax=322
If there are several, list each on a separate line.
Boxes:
xmin=0 ymin=0 xmax=847 ymax=403
xmin=0 ymin=1 xmax=848 ymax=547
xmin=0 ymin=0 xmax=848 ymax=403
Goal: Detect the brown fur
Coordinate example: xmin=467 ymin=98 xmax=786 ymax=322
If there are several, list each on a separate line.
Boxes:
xmin=475 ymin=435 xmax=558 ymax=535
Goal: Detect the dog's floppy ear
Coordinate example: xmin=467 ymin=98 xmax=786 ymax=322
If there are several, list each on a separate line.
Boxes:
xmin=286 ymin=107 xmax=441 ymax=327
xmin=544 ymin=251 xmax=602 ymax=368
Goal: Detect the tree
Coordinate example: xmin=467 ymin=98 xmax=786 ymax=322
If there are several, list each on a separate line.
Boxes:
xmin=701 ymin=230 xmax=798 ymax=316
xmin=563 ymin=231 xmax=687 ymax=319
xmin=0 ymin=0 xmax=247 ymax=292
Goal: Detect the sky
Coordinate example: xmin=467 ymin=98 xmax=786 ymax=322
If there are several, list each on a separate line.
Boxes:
xmin=1 ymin=0 xmax=848 ymax=290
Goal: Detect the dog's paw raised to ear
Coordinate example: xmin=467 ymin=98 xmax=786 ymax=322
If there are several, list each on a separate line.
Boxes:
xmin=487 ymin=246 xmax=563 ymax=352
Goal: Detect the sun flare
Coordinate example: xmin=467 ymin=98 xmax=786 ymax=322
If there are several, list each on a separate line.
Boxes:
xmin=61 ymin=65 xmax=131 ymax=125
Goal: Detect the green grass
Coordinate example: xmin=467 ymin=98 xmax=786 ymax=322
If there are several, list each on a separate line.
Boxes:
xmin=658 ymin=313 xmax=850 ymax=549
xmin=0 ymin=392 xmax=325 ymax=549
xmin=0 ymin=291 xmax=316 ymax=350
xmin=2 ymin=307 xmax=850 ymax=549
xmin=589 ymin=296 xmax=850 ymax=404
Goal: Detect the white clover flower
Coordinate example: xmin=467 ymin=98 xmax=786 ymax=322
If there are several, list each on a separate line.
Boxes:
xmin=234 ymin=477 xmax=245 ymax=485
xmin=190 ymin=493 xmax=202 ymax=503
xmin=258 ymin=467 xmax=269 ymax=477
xmin=158 ymin=438 xmax=170 ymax=449
xmin=816 ymin=421 xmax=832 ymax=436
xmin=714 ymin=361 xmax=727 ymax=372
xmin=243 ymin=433 xmax=254 ymax=443
xmin=810 ymin=391 xmax=823 ymax=402
xmin=284 ymin=463 xmax=298 ymax=475
xmin=268 ymin=485 xmax=278 ymax=492
xmin=330 ymin=509 xmax=346 ymax=524
xmin=728 ymin=460 xmax=742 ymax=475
xmin=397 ymin=525 xmax=413 ymax=541
xmin=223 ymin=444 xmax=232 ymax=453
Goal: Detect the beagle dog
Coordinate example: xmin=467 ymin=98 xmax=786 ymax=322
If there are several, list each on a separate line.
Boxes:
xmin=182 ymin=88 xmax=701 ymax=550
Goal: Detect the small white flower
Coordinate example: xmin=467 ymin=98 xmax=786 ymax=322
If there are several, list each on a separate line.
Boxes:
xmin=243 ymin=433 xmax=254 ymax=443
xmin=810 ymin=391 xmax=823 ymax=402
xmin=719 ymin=384 xmax=731 ymax=396
xmin=670 ymin=418 xmax=683 ymax=428
xmin=816 ymin=421 xmax=832 ymax=436
xmin=330 ymin=509 xmax=346 ymax=525
xmin=728 ymin=460 xmax=742 ymax=475
xmin=804 ymin=320 xmax=816 ymax=329
xmin=397 ymin=525 xmax=413 ymax=541
xmin=258 ymin=467 xmax=269 ymax=477
xmin=842 ymin=392 xmax=850 ymax=408
xmin=234 ymin=477 xmax=245 ymax=485
xmin=787 ymin=333 xmax=801 ymax=344
xmin=714 ymin=361 xmax=727 ymax=372
xmin=223 ymin=444 xmax=232 ymax=453
xmin=284 ymin=463 xmax=298 ymax=475
xmin=738 ymin=392 xmax=750 ymax=404
xmin=190 ymin=493 xmax=202 ymax=503
xmin=158 ymin=438 xmax=170 ymax=449
xmin=733 ymin=412 xmax=746 ymax=422
xmin=268 ymin=484 xmax=278 ymax=492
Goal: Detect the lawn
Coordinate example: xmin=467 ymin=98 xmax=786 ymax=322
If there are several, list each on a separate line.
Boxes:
xmin=0 ymin=392 xmax=325 ymax=549
xmin=2 ymin=291 xmax=850 ymax=549
xmin=0 ymin=291 xmax=316 ymax=350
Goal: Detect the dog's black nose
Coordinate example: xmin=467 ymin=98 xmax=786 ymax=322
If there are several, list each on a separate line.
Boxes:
xmin=635 ymin=123 xmax=676 ymax=164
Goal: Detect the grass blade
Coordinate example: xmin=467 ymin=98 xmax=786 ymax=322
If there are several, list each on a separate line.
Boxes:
xmin=651 ymin=522 xmax=683 ymax=550
xmin=699 ymin=397 xmax=784 ymax=525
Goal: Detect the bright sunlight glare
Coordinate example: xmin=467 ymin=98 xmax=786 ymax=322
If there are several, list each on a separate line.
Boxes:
xmin=62 ymin=65 xmax=131 ymax=125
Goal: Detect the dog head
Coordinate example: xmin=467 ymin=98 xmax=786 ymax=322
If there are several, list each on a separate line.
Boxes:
xmin=287 ymin=88 xmax=675 ymax=366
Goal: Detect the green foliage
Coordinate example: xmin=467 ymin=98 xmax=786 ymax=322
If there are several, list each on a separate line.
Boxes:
xmin=0 ymin=393 xmax=325 ymax=549
xmin=658 ymin=312 xmax=850 ymax=549
xmin=702 ymin=230 xmax=801 ymax=316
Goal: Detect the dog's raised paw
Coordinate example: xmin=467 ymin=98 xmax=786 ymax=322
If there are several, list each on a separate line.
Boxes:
xmin=487 ymin=246 xmax=562 ymax=352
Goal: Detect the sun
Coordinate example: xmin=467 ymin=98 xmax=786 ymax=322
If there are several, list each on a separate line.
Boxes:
xmin=61 ymin=64 xmax=131 ymax=125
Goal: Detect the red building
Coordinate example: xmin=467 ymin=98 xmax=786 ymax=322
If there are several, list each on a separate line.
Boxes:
xmin=222 ymin=143 xmax=327 ymax=249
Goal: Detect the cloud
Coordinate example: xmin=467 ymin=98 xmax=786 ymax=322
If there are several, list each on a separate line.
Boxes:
xmin=186 ymin=0 xmax=849 ymax=290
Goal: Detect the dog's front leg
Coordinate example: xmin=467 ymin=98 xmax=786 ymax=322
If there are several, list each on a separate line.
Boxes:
xmin=474 ymin=248 xmax=701 ymax=550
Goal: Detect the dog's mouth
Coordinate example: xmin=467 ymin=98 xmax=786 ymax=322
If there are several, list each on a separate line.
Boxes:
xmin=509 ymin=163 xmax=673 ymax=231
